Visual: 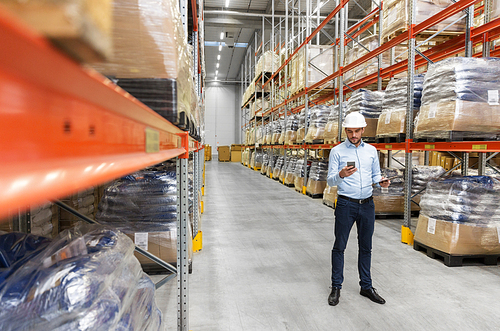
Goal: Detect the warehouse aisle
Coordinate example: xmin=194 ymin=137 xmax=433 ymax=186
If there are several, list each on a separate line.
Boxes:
xmin=154 ymin=162 xmax=500 ymax=331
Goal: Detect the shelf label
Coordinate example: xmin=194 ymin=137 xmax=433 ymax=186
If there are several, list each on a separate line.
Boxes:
xmin=427 ymin=217 xmax=436 ymax=235
xmin=472 ymin=144 xmax=487 ymax=150
xmin=385 ymin=113 xmax=391 ymax=124
xmin=385 ymin=145 xmax=392 ymax=149
xmin=135 ymin=233 xmax=149 ymax=251
xmin=425 ymin=144 xmax=435 ymax=150
xmin=381 ymin=187 xmax=389 ymax=194
xmin=145 ymin=128 xmax=160 ymax=153
xmin=428 ymin=104 xmax=437 ymax=119
xmin=488 ymin=90 xmax=499 ymax=105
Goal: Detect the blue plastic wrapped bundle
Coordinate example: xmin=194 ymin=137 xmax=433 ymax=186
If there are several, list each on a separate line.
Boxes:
xmin=0 ymin=224 xmax=163 ymax=330
xmin=346 ymin=89 xmax=384 ymax=119
xmin=377 ymin=75 xmax=424 ymax=137
xmin=273 ymin=156 xmax=285 ymax=178
xmin=306 ymin=160 xmax=329 ymax=195
xmin=419 ymin=176 xmax=500 ymax=224
xmin=411 ymin=165 xmax=446 ymax=195
xmin=372 ymin=168 xmax=404 ymax=196
xmin=415 ymin=57 xmax=500 ymax=139
xmin=304 ymin=105 xmax=332 ymax=142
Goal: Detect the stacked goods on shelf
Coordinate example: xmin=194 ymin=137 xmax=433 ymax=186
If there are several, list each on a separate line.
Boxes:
xmin=379 ymin=150 xmax=425 ymax=169
xmin=218 ymin=146 xmax=231 ymax=161
xmin=306 ymin=160 xmax=329 ymax=197
xmin=343 ymin=89 xmax=384 ymax=139
xmin=96 ymin=165 xmax=193 ymax=268
xmin=204 ymin=144 xmax=212 ymax=161
xmin=231 ymin=144 xmax=242 ymax=162
xmin=494 ymin=0 xmax=500 ymax=20
xmin=30 ymin=203 xmax=57 ymax=238
xmin=0 ymin=0 xmax=113 ymax=62
xmin=248 ymin=127 xmax=255 ymax=145
xmin=251 ymin=151 xmax=263 ymax=170
xmin=0 ymin=224 xmax=163 ymax=330
xmin=267 ymin=154 xmax=278 ymax=177
xmin=273 ymin=156 xmax=285 ymax=181
xmin=265 ymin=123 xmax=273 ymax=144
xmin=251 ymin=98 xmax=269 ymax=118
xmin=323 ymin=185 xmax=338 ymax=207
xmin=242 ymin=148 xmax=249 ymax=166
xmin=415 ymin=176 xmax=500 ymax=256
xmin=272 ymin=119 xmax=284 ymax=144
xmin=255 ymin=50 xmax=280 ymax=76
xmin=297 ymin=109 xmax=309 ymax=142
xmin=377 ymin=75 xmax=424 ymax=139
xmin=294 ymin=158 xmax=307 ymax=191
xmin=290 ymin=45 xmax=334 ymax=95
xmin=381 ymin=0 xmax=465 ymax=41
xmin=256 ymin=126 xmax=264 ymax=145
xmin=412 ymin=166 xmax=447 ymax=196
xmin=59 ymin=188 xmax=96 ymax=231
xmin=242 ymin=81 xmax=256 ymax=106
xmin=305 ymin=105 xmax=332 ymax=143
xmin=414 ymin=58 xmax=500 ymax=140
xmin=91 ymin=0 xmax=199 ymax=135
xmin=284 ymin=114 xmax=299 ymax=145
xmin=278 ymin=119 xmax=286 ymax=145
xmin=261 ymin=153 xmax=269 ymax=174
xmin=279 ymin=158 xmax=287 ymax=183
xmin=372 ymin=168 xmax=420 ymax=213
xmin=284 ymin=157 xmax=298 ymax=185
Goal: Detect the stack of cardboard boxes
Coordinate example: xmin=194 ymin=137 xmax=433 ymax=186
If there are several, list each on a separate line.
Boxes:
xmin=218 ymin=146 xmax=231 ymax=162
xmin=204 ymin=145 xmax=212 ymax=161
xmin=231 ymin=145 xmax=242 ymax=162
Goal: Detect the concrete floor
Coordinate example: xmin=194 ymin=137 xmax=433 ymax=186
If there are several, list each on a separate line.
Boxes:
xmin=153 ymin=161 xmax=500 ymax=331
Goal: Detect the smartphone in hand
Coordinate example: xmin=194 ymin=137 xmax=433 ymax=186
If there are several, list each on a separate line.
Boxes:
xmin=347 ymin=161 xmax=355 ymax=169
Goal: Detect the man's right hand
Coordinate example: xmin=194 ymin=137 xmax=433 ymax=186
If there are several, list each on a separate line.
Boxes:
xmin=339 ymin=166 xmax=357 ymax=178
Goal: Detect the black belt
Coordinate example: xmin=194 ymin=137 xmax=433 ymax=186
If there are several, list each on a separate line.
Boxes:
xmin=338 ymin=195 xmax=373 ymax=205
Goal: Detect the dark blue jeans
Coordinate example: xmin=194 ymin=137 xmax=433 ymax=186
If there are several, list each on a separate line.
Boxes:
xmin=332 ymin=197 xmax=375 ymax=290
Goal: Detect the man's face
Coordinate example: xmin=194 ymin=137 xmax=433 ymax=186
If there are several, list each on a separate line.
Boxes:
xmin=345 ymin=127 xmax=365 ymax=145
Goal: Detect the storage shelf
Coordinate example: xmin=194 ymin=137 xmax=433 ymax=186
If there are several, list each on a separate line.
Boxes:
xmin=0 ymin=8 xmax=189 ymax=219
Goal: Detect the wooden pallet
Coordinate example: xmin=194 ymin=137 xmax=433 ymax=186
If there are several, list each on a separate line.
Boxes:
xmin=383 ymin=28 xmax=462 ymax=44
xmin=323 ymin=201 xmax=335 ymax=209
xmin=413 ymin=241 xmax=500 ymax=267
xmin=291 ymin=86 xmax=335 ymax=98
xmin=413 ymin=131 xmax=500 ymax=143
xmin=305 ymin=139 xmax=324 ymax=145
xmin=306 ymin=192 xmax=323 ymax=199
xmin=375 ymin=211 xmax=419 ymax=219
xmin=141 ymin=262 xmax=193 ymax=274
xmin=375 ymin=133 xmax=406 ymax=144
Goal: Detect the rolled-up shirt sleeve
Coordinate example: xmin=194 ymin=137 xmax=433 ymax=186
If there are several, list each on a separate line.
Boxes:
xmin=327 ymin=148 xmax=343 ymax=187
xmin=371 ymin=149 xmax=382 ymax=186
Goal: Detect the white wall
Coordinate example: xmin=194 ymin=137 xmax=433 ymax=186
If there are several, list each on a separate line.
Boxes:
xmin=205 ymin=83 xmax=241 ymax=154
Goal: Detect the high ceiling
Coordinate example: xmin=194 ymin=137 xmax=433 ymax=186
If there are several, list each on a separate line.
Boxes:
xmin=203 ymin=0 xmax=372 ymax=82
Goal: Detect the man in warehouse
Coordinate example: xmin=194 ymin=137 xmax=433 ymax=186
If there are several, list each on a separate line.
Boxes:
xmin=326 ymin=111 xmax=390 ymax=306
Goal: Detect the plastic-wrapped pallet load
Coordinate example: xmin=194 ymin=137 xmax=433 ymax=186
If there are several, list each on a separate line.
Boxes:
xmin=265 ymin=123 xmax=273 ymax=145
xmin=415 ymin=58 xmax=500 ymax=140
xmin=381 ymin=0 xmax=465 ymax=41
xmin=305 ymin=105 xmax=331 ymax=143
xmin=272 ymin=120 xmax=284 ymax=145
xmin=323 ymin=185 xmax=338 ymax=208
xmin=30 ymin=203 xmax=55 ymax=238
xmin=294 ymin=158 xmax=310 ymax=192
xmin=415 ymin=176 xmax=500 ymax=256
xmin=96 ymin=167 xmax=193 ymax=267
xmin=343 ymin=89 xmax=384 ymax=140
xmin=377 ymin=75 xmax=424 ymax=138
xmin=284 ymin=157 xmax=298 ymax=186
xmin=261 ymin=153 xmax=269 ymax=174
xmin=266 ymin=154 xmax=277 ymax=178
xmin=412 ymin=165 xmax=446 ymax=195
xmin=60 ymin=188 xmax=96 ymax=231
xmin=290 ymin=45 xmax=334 ymax=95
xmin=0 ymin=224 xmax=163 ymax=330
xmin=254 ymin=151 xmax=263 ymax=169
xmin=323 ymin=104 xmax=343 ymax=144
xmin=284 ymin=114 xmax=299 ymax=145
xmin=296 ymin=109 xmax=308 ymax=142
xmin=273 ymin=156 xmax=285 ymax=181
xmin=306 ymin=160 xmax=329 ymax=197
xmin=372 ymin=168 xmax=420 ymax=213
xmin=91 ymin=0 xmax=198 ymax=132
xmin=255 ymin=50 xmax=280 ymax=76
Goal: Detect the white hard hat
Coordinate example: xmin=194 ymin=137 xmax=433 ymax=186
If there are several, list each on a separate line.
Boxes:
xmin=342 ymin=112 xmax=367 ymax=128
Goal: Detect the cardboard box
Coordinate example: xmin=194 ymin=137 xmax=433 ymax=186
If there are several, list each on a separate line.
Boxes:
xmin=373 ymin=195 xmax=420 ymax=213
xmin=218 ymin=146 xmax=231 ymax=162
xmin=231 ymin=151 xmax=241 ymax=162
xmin=204 ymin=145 xmax=212 ymax=161
xmin=444 ymin=157 xmax=454 ymax=171
xmin=414 ymin=215 xmax=500 ymax=255
xmin=1 ymin=0 xmax=113 ymax=62
xmin=127 ymin=231 xmax=192 ymax=265
xmin=231 ymin=144 xmax=242 ymax=151
xmin=306 ymin=180 xmax=327 ymax=195
xmin=342 ymin=118 xmax=378 ymax=139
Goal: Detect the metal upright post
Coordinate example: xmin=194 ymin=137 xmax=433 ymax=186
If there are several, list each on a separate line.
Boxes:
xmin=483 ymin=0 xmax=492 ymax=56
xmin=334 ymin=0 xmax=339 ymax=108
xmin=478 ymin=153 xmax=487 ymax=175
xmin=402 ymin=0 xmax=417 ymax=243
xmin=377 ymin=0 xmax=383 ymax=90
xmin=337 ymin=0 xmax=345 ymax=143
xmin=302 ymin=0 xmax=311 ymax=194
xmin=176 ymin=150 xmax=189 ymax=330
xmin=316 ymin=0 xmax=321 ymax=45
xmin=180 ymin=0 xmax=188 ymax=42
xmin=193 ymin=146 xmax=199 ymax=238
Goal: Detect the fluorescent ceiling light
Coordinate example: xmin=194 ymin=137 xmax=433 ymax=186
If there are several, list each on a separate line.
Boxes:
xmin=225 ymin=0 xmax=229 ymax=7
xmin=220 ymin=32 xmax=224 ymax=40
xmin=216 ymin=63 xmax=220 ymax=68
xmin=217 ymin=54 xmax=221 ymax=60
xmin=216 ymin=70 xmax=218 ymax=75
xmin=219 ymin=44 xmax=222 ymax=51
xmin=215 ymin=76 xmax=218 ymax=80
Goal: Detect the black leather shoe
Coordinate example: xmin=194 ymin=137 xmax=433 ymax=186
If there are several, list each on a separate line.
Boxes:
xmin=328 ymin=287 xmax=340 ymax=306
xmin=360 ymin=287 xmax=386 ymax=304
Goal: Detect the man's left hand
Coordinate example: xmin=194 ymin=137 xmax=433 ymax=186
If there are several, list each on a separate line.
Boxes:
xmin=380 ymin=178 xmax=391 ymax=188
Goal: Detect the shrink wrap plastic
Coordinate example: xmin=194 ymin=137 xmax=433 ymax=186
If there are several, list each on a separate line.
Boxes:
xmin=420 ymin=176 xmax=500 ymax=225
xmin=345 ymin=89 xmax=384 ymax=118
xmin=296 ymin=109 xmax=310 ymax=142
xmin=306 ymin=161 xmax=329 ymax=195
xmin=377 ymin=75 xmax=424 ymax=137
xmin=284 ymin=114 xmax=299 ymax=145
xmin=284 ymin=157 xmax=298 ymax=185
xmin=272 ymin=120 xmax=284 ymax=144
xmin=415 ymin=58 xmax=500 ymax=139
xmin=323 ymin=185 xmax=338 ymax=207
xmin=91 ymin=0 xmax=198 ymax=127
xmin=412 ymin=165 xmax=446 ymax=195
xmin=382 ymin=0 xmax=465 ymax=41
xmin=293 ymin=158 xmax=309 ymax=190
xmin=372 ymin=168 xmax=421 ymax=213
xmin=0 ymin=225 xmax=163 ymax=330
xmin=261 ymin=153 xmax=270 ymax=174
xmin=291 ymin=45 xmax=334 ymax=95
xmin=305 ymin=105 xmax=332 ymax=143
xmin=324 ymin=104 xmax=344 ymax=143
xmin=273 ymin=156 xmax=285 ymax=179
xmin=265 ymin=123 xmax=273 ymax=144
xmin=255 ymin=51 xmax=280 ymax=76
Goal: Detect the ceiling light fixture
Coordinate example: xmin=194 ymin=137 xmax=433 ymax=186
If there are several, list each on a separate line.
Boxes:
xmin=217 ymin=54 xmax=221 ymax=60
xmin=219 ymin=44 xmax=222 ymax=51
xmin=216 ymin=63 xmax=220 ymax=68
xmin=220 ymin=32 xmax=224 ymax=40
xmin=225 ymin=0 xmax=229 ymax=7
xmin=216 ymin=70 xmax=218 ymax=75
xmin=215 ymin=76 xmax=218 ymax=80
